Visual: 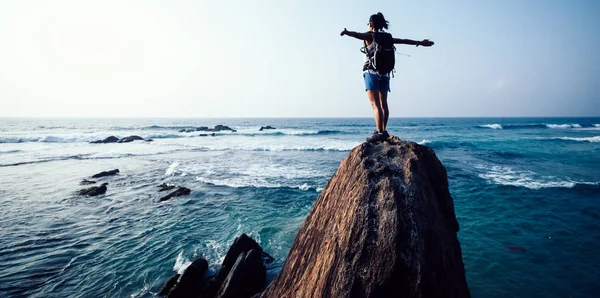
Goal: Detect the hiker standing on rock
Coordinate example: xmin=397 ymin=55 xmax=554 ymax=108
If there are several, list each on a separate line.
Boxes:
xmin=341 ymin=12 xmax=434 ymax=143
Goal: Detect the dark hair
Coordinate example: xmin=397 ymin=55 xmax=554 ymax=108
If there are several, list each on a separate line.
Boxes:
xmin=369 ymin=12 xmax=389 ymax=31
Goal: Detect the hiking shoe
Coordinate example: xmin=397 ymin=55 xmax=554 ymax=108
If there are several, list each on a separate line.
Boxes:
xmin=366 ymin=132 xmax=385 ymax=143
xmin=381 ymin=131 xmax=390 ymax=139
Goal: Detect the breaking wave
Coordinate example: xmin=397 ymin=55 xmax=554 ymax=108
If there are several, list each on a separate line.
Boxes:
xmin=477 ymin=165 xmax=599 ymax=190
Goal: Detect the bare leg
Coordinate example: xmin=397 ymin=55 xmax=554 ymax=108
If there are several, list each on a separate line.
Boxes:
xmin=379 ymin=91 xmax=389 ymax=132
xmin=367 ymin=90 xmax=384 ymax=132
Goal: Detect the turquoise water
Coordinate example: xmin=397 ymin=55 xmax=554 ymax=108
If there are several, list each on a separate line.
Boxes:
xmin=0 ymin=117 xmax=599 ymax=297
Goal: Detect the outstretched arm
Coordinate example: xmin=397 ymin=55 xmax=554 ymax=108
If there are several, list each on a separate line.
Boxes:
xmin=340 ymin=28 xmax=373 ymax=41
xmin=393 ymin=38 xmax=434 ymax=47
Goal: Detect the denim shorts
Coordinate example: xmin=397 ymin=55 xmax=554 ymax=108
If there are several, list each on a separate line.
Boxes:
xmin=363 ymin=72 xmax=390 ymax=92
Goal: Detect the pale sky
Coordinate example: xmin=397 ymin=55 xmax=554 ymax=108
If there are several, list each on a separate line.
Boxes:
xmin=0 ymin=0 xmax=599 ymax=117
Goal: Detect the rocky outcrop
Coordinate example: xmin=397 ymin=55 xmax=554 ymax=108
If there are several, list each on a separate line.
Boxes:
xmin=261 ymin=137 xmax=470 ymax=298
xmin=78 ymin=183 xmax=108 ymax=196
xmin=160 ymin=234 xmax=274 ymax=298
xmin=259 ymin=126 xmax=276 ymax=131
xmin=179 ymin=125 xmax=237 ymax=133
xmin=159 ymin=187 xmax=191 ymax=202
xmin=90 ymin=135 xmax=151 ymax=143
xmin=90 ymin=136 xmax=119 ymax=144
xmin=117 ymin=135 xmax=145 ymax=143
xmin=158 ymin=183 xmax=176 ymax=192
xmin=167 ymin=258 xmax=209 ymax=298
xmin=92 ymin=169 xmax=120 ymax=178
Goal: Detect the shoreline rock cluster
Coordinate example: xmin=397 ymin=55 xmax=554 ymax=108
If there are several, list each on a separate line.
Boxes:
xmin=76 ymin=170 xmax=191 ymax=202
xmin=160 ymin=234 xmax=274 ymax=298
xmin=90 ymin=135 xmax=153 ymax=144
xmin=89 ymin=124 xmax=279 ymax=143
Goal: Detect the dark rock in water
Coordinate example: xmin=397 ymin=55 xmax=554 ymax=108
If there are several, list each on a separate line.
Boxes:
xmin=261 ymin=137 xmax=470 ymax=298
xmin=92 ymin=169 xmax=120 ymax=178
xmin=213 ymin=124 xmax=234 ymax=131
xmin=217 ymin=234 xmax=264 ymax=281
xmin=159 ymin=274 xmax=180 ymax=296
xmin=259 ymin=126 xmax=276 ymax=131
xmin=80 ymin=179 xmax=97 ymax=185
xmin=158 ymin=183 xmax=176 ymax=192
xmin=118 ymin=135 xmax=145 ymax=143
xmin=90 ymin=136 xmax=119 ymax=144
xmin=217 ymin=249 xmax=266 ymax=298
xmin=159 ymin=187 xmax=191 ymax=202
xmin=261 ymin=252 xmax=274 ymax=264
xmin=199 ymin=134 xmax=208 ymax=137
xmin=199 ymin=277 xmax=222 ymax=298
xmin=167 ymin=258 xmax=209 ymax=298
xmin=145 ymin=139 xmax=153 ymax=142
xmin=197 ymin=126 xmax=209 ymax=131
xmin=78 ymin=183 xmax=108 ymax=196
xmin=211 ymin=133 xmax=216 ymax=137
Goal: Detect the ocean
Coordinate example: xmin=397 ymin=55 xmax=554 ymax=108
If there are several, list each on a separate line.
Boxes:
xmin=0 ymin=117 xmax=599 ymax=298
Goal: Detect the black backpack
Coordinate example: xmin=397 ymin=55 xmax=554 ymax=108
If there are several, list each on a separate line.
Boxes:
xmin=363 ymin=32 xmax=396 ymax=75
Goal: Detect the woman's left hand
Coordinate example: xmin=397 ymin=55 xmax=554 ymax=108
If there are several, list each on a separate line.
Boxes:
xmin=340 ymin=28 xmax=348 ymax=36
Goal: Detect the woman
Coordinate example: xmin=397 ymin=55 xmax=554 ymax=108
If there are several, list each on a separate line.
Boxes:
xmin=341 ymin=12 xmax=434 ymax=142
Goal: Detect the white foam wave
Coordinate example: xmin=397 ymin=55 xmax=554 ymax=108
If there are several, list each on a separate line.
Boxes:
xmin=173 ymin=251 xmax=192 ymax=274
xmin=477 ymin=165 xmax=598 ymax=189
xmin=546 ymin=124 xmax=582 ymax=129
xmin=478 ymin=124 xmax=503 ymax=129
xmin=595 ymin=124 xmax=600 ymax=128
xmin=165 ymin=162 xmax=180 ymax=176
xmin=417 ymin=139 xmax=431 ymax=145
xmin=553 ymin=136 xmax=600 ymax=143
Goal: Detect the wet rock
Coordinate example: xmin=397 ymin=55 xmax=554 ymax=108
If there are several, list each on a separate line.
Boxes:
xmin=167 ymin=258 xmax=209 ymax=298
xmin=90 ymin=136 xmax=119 ymax=144
xmin=213 ymin=124 xmax=234 ymax=132
xmin=118 ymin=135 xmax=145 ymax=143
xmin=199 ymin=134 xmax=208 ymax=137
xmin=196 ymin=126 xmax=209 ymax=131
xmin=91 ymin=169 xmax=120 ymax=178
xmin=199 ymin=277 xmax=222 ymax=298
xmin=262 ymin=138 xmax=470 ymax=298
xmin=80 ymin=179 xmax=97 ymax=185
xmin=217 ymin=234 xmax=264 ymax=281
xmin=159 ymin=187 xmax=191 ymax=202
xmin=159 ymin=274 xmax=180 ymax=296
xmin=259 ymin=126 xmax=276 ymax=131
xmin=78 ymin=183 xmax=108 ymax=196
xmin=217 ymin=249 xmax=266 ymax=298
xmin=145 ymin=139 xmax=154 ymax=142
xmin=158 ymin=183 xmax=176 ymax=192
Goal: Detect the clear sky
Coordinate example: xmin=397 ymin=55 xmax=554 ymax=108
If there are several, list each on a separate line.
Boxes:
xmin=0 ymin=0 xmax=599 ymax=117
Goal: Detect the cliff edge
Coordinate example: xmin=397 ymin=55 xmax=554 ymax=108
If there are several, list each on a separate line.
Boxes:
xmin=262 ymin=138 xmax=470 ymax=298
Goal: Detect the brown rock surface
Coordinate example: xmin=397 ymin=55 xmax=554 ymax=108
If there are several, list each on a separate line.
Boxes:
xmin=262 ymin=137 xmax=470 ymax=298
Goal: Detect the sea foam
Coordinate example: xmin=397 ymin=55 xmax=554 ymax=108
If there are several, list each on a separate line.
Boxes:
xmin=478 ymin=165 xmax=598 ymax=189
xmin=553 ymin=136 xmax=600 ymax=143
xmin=478 ymin=124 xmax=503 ymax=129
xmin=546 ymin=124 xmax=582 ymax=129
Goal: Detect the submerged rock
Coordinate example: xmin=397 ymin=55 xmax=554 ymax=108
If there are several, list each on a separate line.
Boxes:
xmin=91 ymin=169 xmax=120 ymax=178
xmin=78 ymin=183 xmax=108 ymax=196
xmin=262 ymin=137 xmax=470 ymax=298
xmin=80 ymin=179 xmax=97 ymax=185
xmin=159 ymin=187 xmax=191 ymax=202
